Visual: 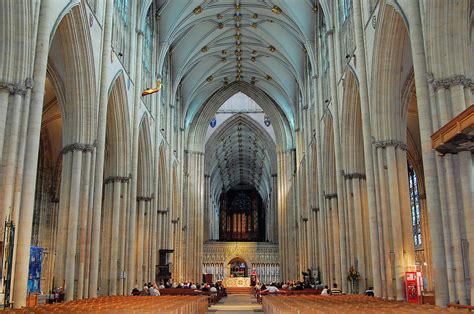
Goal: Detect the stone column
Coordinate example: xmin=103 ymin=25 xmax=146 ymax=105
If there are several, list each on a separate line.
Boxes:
xmin=1 ymin=90 xmax=24 ymax=227
xmin=377 ymin=147 xmax=393 ymax=298
xmin=331 ymin=196 xmax=341 ymax=288
xmin=458 ymin=151 xmax=473 ymax=303
xmin=83 ymin=150 xmax=96 ymax=298
xmin=77 ymin=150 xmax=92 ymax=299
xmin=118 ymin=179 xmax=129 ymax=295
xmin=89 ymin=0 xmax=114 ymax=298
xmin=352 ymin=176 xmax=366 ymax=292
xmin=136 ymin=198 xmax=146 ymax=286
xmin=54 ymin=151 xmax=72 ymax=288
xmin=127 ymin=29 xmax=144 ymax=292
xmin=150 ymin=197 xmax=157 ymax=285
xmin=385 ymin=145 xmax=405 ymax=300
xmin=404 ymin=0 xmax=449 ymax=306
xmin=395 ymin=148 xmax=415 ymax=270
xmin=353 ymin=0 xmax=382 ymax=295
xmin=0 ymin=87 xmax=9 ymax=162
xmin=11 ymin=0 xmax=54 ymax=302
xmin=109 ymin=180 xmax=122 ymax=295
xmin=327 ymin=29 xmax=347 ymax=291
xmin=101 ymin=181 xmax=113 ymax=293
xmin=64 ymin=149 xmax=84 ymax=300
xmin=444 ymin=155 xmax=466 ymax=304
xmin=372 ymin=148 xmax=388 ymax=298
xmin=346 ymin=178 xmax=356 ymax=270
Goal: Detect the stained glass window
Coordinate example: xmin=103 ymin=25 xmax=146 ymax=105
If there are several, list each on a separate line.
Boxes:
xmin=143 ymin=13 xmax=153 ymax=78
xmin=340 ymin=0 xmax=352 ymax=22
xmin=114 ymin=0 xmax=128 ymax=24
xmin=408 ymin=163 xmax=422 ymax=247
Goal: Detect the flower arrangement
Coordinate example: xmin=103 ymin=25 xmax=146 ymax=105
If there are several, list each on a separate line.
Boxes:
xmin=347 ymin=266 xmax=360 ymax=281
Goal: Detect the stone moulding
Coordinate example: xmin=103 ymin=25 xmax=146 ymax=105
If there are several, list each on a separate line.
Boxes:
xmin=104 ymin=176 xmax=130 ymax=184
xmin=373 ymin=139 xmax=407 ymax=151
xmin=61 ymin=143 xmax=95 ymax=154
xmin=431 ymin=75 xmax=473 ymax=92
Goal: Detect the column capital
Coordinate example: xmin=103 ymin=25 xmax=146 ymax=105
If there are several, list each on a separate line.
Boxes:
xmin=373 ymin=139 xmax=407 ymax=151
xmin=185 ymin=149 xmax=204 ymax=156
xmin=324 ymin=193 xmax=337 ymax=199
xmin=61 ymin=143 xmax=95 ymax=154
xmin=431 ymin=75 xmax=472 ymax=92
xmin=104 ymin=175 xmax=130 ymax=184
xmin=0 ymin=78 xmax=33 ymax=95
xmin=343 ymin=173 xmax=366 ymax=180
xmin=136 ymin=196 xmax=153 ymax=202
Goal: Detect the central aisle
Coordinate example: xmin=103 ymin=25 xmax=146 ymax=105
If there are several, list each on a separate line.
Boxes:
xmin=207 ymin=294 xmax=263 ymax=313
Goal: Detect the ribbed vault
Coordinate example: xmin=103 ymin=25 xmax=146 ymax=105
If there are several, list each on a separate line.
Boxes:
xmin=144 ymin=0 xmax=318 ymax=130
xmin=205 ymin=113 xmax=276 ymax=204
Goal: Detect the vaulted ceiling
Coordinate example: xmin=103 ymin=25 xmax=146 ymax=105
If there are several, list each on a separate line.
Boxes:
xmin=205 ymin=113 xmax=276 ymax=202
xmin=155 ymin=0 xmax=318 ymax=128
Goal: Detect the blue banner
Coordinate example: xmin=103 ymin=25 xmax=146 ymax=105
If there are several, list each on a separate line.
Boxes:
xmin=28 ymin=246 xmax=43 ymax=294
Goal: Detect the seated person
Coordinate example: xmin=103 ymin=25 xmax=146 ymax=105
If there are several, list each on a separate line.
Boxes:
xmin=149 ymin=283 xmax=160 ymax=296
xmin=330 ymin=283 xmax=342 ymax=295
xmin=321 ymin=285 xmax=330 ymax=295
xmin=139 ymin=286 xmax=150 ymax=296
xmin=131 ymin=286 xmax=140 ymax=296
xmin=365 ymin=287 xmax=375 ymax=297
xmin=261 ymin=283 xmax=281 ymax=294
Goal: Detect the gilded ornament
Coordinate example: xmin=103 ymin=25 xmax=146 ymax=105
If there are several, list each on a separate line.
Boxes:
xmin=271 ymin=6 xmax=282 ymax=14
xmin=201 ymin=46 xmax=209 ymax=52
xmin=193 ymin=6 xmax=203 ymax=15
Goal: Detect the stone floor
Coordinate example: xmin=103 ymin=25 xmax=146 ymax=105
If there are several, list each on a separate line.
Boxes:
xmin=207 ymin=294 xmax=263 ymax=313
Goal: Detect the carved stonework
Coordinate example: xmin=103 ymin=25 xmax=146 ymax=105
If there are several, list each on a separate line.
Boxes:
xmin=373 ymin=140 xmax=408 ymax=151
xmin=324 ymin=193 xmax=337 ymax=199
xmin=203 ymin=242 xmax=279 ymax=265
xmin=343 ymin=173 xmax=366 ymax=180
xmin=104 ymin=176 xmax=130 ymax=184
xmin=136 ymin=196 xmax=153 ymax=202
xmin=0 ymin=78 xmax=33 ymax=95
xmin=432 ymin=75 xmax=472 ymax=92
xmin=61 ymin=143 xmax=95 ymax=154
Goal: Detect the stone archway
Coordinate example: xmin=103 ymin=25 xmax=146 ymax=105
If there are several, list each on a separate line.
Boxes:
xmin=227 ymin=256 xmax=249 ymax=278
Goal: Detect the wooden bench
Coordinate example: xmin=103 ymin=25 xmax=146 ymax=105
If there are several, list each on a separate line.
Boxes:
xmin=448 ymin=303 xmax=474 ymax=312
xmin=262 ymin=295 xmax=466 ymax=313
xmin=256 ymin=289 xmax=323 ymax=303
xmin=8 ymin=296 xmax=209 ymax=314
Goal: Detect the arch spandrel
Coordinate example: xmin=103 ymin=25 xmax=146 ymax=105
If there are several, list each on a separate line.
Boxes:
xmin=187 ymin=81 xmax=294 ymax=152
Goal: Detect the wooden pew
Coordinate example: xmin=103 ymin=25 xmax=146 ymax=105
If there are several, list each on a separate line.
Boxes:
xmin=448 ymin=304 xmax=474 ymax=312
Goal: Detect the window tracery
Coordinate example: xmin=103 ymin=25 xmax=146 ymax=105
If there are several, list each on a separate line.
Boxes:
xmin=408 ymin=163 xmax=422 ymax=248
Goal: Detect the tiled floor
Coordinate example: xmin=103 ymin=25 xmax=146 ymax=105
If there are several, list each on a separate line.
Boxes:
xmin=207 ymin=294 xmax=263 ymax=313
